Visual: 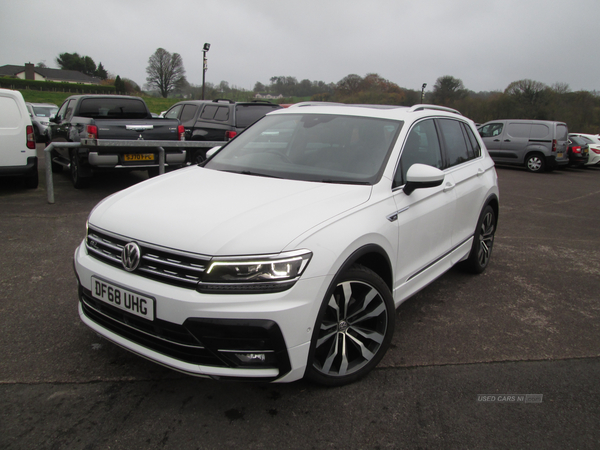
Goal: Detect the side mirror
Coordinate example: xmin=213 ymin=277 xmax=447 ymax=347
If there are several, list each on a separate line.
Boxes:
xmin=50 ymin=115 xmax=60 ymax=123
xmin=206 ymin=146 xmax=221 ymax=158
xmin=403 ymin=164 xmax=445 ymax=195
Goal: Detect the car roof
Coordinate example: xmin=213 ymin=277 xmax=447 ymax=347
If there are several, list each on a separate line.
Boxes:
xmin=270 ymin=103 xmax=464 ymax=121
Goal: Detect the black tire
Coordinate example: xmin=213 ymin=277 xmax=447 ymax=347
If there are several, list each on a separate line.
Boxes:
xmin=192 ymin=149 xmax=207 ymax=164
xmin=306 ymin=264 xmax=395 ymax=386
xmin=461 ymin=205 xmax=496 ymax=274
xmin=70 ymin=150 xmax=90 ymax=189
xmin=525 ymin=153 xmax=546 ymax=173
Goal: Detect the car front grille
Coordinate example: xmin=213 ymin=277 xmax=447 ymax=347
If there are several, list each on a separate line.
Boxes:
xmin=86 ymin=226 xmax=210 ymax=289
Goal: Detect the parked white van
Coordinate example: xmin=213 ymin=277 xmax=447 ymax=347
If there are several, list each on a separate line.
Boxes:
xmin=0 ymin=88 xmax=38 ymax=188
xmin=478 ymin=119 xmax=569 ymax=173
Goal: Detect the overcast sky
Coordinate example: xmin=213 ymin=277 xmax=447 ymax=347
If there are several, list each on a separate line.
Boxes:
xmin=2 ymin=0 xmax=600 ymax=94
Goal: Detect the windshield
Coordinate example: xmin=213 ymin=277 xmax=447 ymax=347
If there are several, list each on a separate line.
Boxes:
xmin=33 ymin=106 xmax=58 ymax=117
xmin=205 ymin=113 xmax=402 ymax=184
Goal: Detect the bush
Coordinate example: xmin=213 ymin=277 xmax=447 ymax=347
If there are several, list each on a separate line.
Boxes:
xmin=0 ymin=77 xmax=115 ymax=94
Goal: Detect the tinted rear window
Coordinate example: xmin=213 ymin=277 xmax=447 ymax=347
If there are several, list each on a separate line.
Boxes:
xmin=235 ymin=104 xmax=281 ymax=128
xmin=78 ymin=98 xmax=149 ymax=119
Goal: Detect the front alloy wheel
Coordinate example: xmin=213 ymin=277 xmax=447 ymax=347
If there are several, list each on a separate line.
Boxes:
xmin=307 ymin=265 xmax=394 ymax=386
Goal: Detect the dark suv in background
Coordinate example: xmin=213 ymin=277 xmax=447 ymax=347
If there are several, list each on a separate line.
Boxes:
xmin=163 ymin=99 xmax=282 ymax=163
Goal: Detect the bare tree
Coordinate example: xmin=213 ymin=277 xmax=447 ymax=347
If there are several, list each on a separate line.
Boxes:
xmin=145 ymin=48 xmax=187 ymax=98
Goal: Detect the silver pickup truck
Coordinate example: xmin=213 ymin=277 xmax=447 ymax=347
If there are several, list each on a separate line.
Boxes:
xmin=47 ymin=95 xmax=186 ymax=188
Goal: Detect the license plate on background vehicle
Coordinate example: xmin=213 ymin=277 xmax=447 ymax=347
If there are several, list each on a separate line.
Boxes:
xmin=557 ymin=153 xmax=563 ymax=158
xmin=91 ymin=277 xmax=155 ymax=320
xmin=124 ymin=153 xmax=154 ymax=162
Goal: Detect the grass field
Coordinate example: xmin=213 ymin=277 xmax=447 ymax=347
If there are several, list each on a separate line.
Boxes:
xmin=17 ymin=90 xmax=303 ymax=114
xmin=18 ymin=90 xmax=181 ymax=115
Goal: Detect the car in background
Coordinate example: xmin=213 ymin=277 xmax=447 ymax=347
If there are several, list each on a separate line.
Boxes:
xmin=163 ymin=99 xmax=282 ymax=163
xmin=478 ymin=119 xmax=569 ymax=172
xmin=568 ymin=133 xmax=600 ymax=167
xmin=25 ymin=102 xmax=58 ymax=143
xmin=74 ymin=103 xmax=499 ymax=386
xmin=0 ymin=89 xmax=38 ymax=188
xmin=566 ymin=135 xmax=589 ymax=167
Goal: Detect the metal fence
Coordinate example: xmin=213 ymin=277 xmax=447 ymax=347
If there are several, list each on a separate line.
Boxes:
xmin=44 ymin=139 xmax=223 ymax=204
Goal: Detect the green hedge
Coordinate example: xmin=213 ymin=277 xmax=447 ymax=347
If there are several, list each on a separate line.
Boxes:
xmin=0 ymin=77 xmax=115 ymax=94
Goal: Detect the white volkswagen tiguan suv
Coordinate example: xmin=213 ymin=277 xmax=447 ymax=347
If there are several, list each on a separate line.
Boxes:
xmin=75 ymin=103 xmax=499 ymax=386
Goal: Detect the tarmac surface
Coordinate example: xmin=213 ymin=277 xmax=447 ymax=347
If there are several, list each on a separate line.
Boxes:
xmin=1 ymin=145 xmax=599 ymax=449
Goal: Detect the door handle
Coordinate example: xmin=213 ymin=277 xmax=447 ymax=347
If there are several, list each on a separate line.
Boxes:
xmin=477 ymin=168 xmax=485 ymax=176
xmin=443 ymin=181 xmax=455 ymax=192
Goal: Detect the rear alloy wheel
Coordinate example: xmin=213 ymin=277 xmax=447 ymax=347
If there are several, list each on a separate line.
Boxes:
xmin=462 ymin=205 xmax=496 ymax=274
xmin=525 ymin=153 xmax=545 ymax=173
xmin=306 ymin=265 xmax=395 ymax=386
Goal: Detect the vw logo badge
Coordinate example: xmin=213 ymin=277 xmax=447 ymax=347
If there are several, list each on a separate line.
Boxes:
xmin=122 ymin=242 xmax=141 ymax=272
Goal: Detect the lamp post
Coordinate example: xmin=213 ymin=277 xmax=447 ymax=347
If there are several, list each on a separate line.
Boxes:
xmin=202 ymin=43 xmax=210 ymax=100
xmin=421 ymin=83 xmax=427 ymax=103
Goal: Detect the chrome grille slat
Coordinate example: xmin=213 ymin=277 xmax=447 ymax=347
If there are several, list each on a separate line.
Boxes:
xmin=86 ymin=226 xmax=210 ymax=289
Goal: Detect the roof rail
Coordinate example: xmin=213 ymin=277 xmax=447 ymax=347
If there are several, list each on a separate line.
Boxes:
xmin=287 ymin=101 xmax=345 ymax=108
xmin=408 ymin=104 xmax=462 ymax=115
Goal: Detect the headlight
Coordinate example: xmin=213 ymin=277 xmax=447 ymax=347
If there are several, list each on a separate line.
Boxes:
xmin=197 ymin=250 xmax=312 ymax=294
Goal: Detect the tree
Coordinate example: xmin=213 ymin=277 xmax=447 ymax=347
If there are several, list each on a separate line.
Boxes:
xmin=114 ymin=75 xmax=125 ymax=94
xmin=145 ymin=48 xmax=187 ymax=98
xmin=56 ymin=52 xmax=98 ymax=77
xmin=95 ymin=62 xmax=108 ymax=80
xmin=431 ymin=75 xmax=467 ymax=107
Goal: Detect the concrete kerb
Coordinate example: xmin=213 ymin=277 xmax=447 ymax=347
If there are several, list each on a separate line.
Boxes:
xmin=44 ymin=140 xmax=223 ymax=204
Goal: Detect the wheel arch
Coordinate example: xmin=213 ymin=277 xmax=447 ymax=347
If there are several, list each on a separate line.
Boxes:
xmin=331 ymin=244 xmax=394 ymax=294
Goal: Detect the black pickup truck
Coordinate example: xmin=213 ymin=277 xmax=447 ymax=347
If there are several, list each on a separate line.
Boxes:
xmin=162 ymin=99 xmax=282 ymax=163
xmin=47 ymin=95 xmax=186 ymax=188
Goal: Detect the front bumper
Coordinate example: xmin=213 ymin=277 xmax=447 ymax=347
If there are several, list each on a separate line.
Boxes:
xmin=74 ymin=242 xmax=327 ymax=382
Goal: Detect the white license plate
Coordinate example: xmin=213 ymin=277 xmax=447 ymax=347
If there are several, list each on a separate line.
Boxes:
xmin=91 ymin=277 xmax=155 ymax=320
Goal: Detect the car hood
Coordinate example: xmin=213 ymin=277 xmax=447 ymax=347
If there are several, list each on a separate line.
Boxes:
xmin=89 ymin=166 xmax=372 ymax=256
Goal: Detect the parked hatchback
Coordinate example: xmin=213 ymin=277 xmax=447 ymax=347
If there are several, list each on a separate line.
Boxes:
xmin=163 ymin=99 xmax=282 ymax=163
xmin=75 ymin=103 xmax=499 ymax=386
xmin=566 ymin=135 xmax=589 ymax=167
xmin=0 ymin=88 xmax=38 ymax=188
xmin=25 ymin=102 xmax=58 ymax=143
xmin=478 ymin=119 xmax=569 ymax=172
xmin=568 ymin=133 xmax=600 ymax=166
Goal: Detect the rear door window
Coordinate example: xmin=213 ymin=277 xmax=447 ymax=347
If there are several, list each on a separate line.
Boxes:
xmin=438 ymin=118 xmax=471 ymax=168
xmin=180 ymin=105 xmax=198 ymax=125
